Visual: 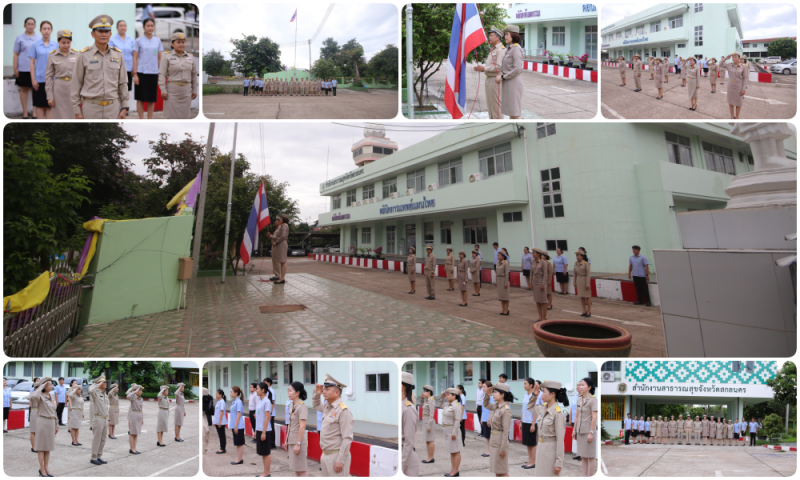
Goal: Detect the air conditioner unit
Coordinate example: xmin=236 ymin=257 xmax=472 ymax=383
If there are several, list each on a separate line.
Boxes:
xmin=369 ymin=197 xmax=376 ymax=204
xmin=405 ymin=188 xmax=416 ymax=196
xmin=601 ymin=372 xmax=615 ymax=382
xmin=468 ymin=173 xmax=483 ymax=183
xmin=427 ymin=183 xmax=438 ymax=192
xmin=390 ymin=192 xmax=400 ymax=199
xmin=356 ymin=200 xmax=363 ymax=207
xmin=351 ymin=201 xmax=357 ymax=208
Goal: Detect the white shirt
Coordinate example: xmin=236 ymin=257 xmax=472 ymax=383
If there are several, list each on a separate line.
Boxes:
xmin=461 ymin=394 xmax=467 ymax=419
xmin=255 ymin=396 xmax=272 ymax=432
xmin=249 ymin=391 xmax=258 ymax=412
xmin=476 ymin=387 xmax=485 ymax=405
xmin=638 ymin=419 xmax=645 ymax=430
xmin=522 ymin=392 xmax=534 ymax=423
xmin=624 ymin=418 xmax=632 ymax=429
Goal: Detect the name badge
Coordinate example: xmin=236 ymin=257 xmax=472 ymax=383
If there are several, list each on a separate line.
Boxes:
xmin=110 ymin=57 xmax=119 ymax=63
xmin=89 ymin=60 xmax=99 ymax=64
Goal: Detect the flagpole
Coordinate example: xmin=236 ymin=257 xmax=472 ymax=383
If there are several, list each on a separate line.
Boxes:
xmin=221 ymin=122 xmax=238 ymax=283
xmin=190 ymin=122 xmax=215 ymax=298
xmin=294 ymin=8 xmax=298 ymax=76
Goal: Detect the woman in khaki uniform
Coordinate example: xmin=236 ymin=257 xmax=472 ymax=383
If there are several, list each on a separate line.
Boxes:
xmin=684 ymin=416 xmax=693 ymax=445
xmin=500 ymin=26 xmax=523 ymax=119
xmin=574 ymin=252 xmax=592 ymax=317
xmin=617 ymin=56 xmax=626 ymax=86
xmin=692 ymin=416 xmax=702 ymax=445
xmin=44 ymin=30 xmax=78 ymax=119
xmin=544 ymin=253 xmax=554 ymax=311
xmin=457 ymin=251 xmax=469 ymax=306
xmin=720 ymin=53 xmax=748 ymax=119
xmin=685 ymin=58 xmax=700 ymax=111
xmin=654 ymin=59 xmax=664 ymax=99
xmin=654 ymin=416 xmax=662 ymax=444
xmin=708 ymin=59 xmax=719 ymax=94
xmin=648 ymin=57 xmax=655 ymax=80
xmin=727 ymin=420 xmax=735 ymax=446
xmin=156 ymin=385 xmax=169 ymax=447
xmin=407 ymin=246 xmax=417 ymax=294
xmin=400 ymin=373 xmax=419 ymax=477
xmin=421 ymin=386 xmax=437 ymax=464
xmin=128 ymin=384 xmax=144 ymax=454
xmin=445 ymin=247 xmax=456 ymax=291
xmin=285 ymin=382 xmax=309 ymax=476
xmin=663 ymin=57 xmax=670 ymax=83
xmin=701 ymin=415 xmax=710 ymax=445
xmin=158 ymin=32 xmax=198 ymax=119
xmin=34 ymin=378 xmax=58 ymax=477
xmin=668 ymin=416 xmax=677 ymax=444
xmin=266 ymin=214 xmax=290 ymax=284
xmin=482 ymin=383 xmax=513 ymax=476
xmin=469 ymin=250 xmax=481 ymax=296
xmin=495 ymin=250 xmax=510 ymax=316
xmin=29 ymin=378 xmax=42 ymax=452
xmin=632 ymin=55 xmax=643 ymax=92
xmin=529 ymin=379 xmax=568 ymax=477
xmin=441 ymin=388 xmax=462 ymax=477
xmin=68 ymin=384 xmax=83 ymax=446
xmin=531 ymin=248 xmax=548 ymax=322
xmin=573 ymin=378 xmax=597 ymax=476
xmin=107 ymin=384 xmax=119 ymax=439
xmin=715 ymin=419 xmax=725 ymax=445
xmin=680 ymin=58 xmax=688 ymax=87
xmin=174 ymin=383 xmax=186 ymax=442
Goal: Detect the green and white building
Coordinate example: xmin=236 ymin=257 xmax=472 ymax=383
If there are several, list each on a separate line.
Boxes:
xmin=601 ymin=3 xmax=742 ymax=61
xmin=507 ymin=3 xmax=599 ymax=61
xmin=317 ymin=122 xmax=796 ymax=274
xmin=3 ymin=361 xmax=90 ymax=381
xmin=600 ymin=360 xmax=779 ymax=433
xmin=742 ymin=37 xmax=797 ymax=59
xmin=206 ymin=361 xmax=398 ymax=427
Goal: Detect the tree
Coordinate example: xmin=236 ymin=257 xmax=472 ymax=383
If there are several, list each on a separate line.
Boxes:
xmin=688 ymin=406 xmax=706 ymax=419
xmin=762 ymin=413 xmax=784 ymax=439
xmin=320 ymin=37 xmax=340 ymax=62
xmin=339 ymin=38 xmax=366 ymax=82
xmin=230 ymin=35 xmax=282 ymax=77
xmin=82 ymin=361 xmax=176 ymax=394
xmin=401 ymin=3 xmax=507 ymax=107
xmin=368 ymin=44 xmax=399 ymax=83
xmin=203 ymin=49 xmax=231 ymax=76
xmin=310 ymin=58 xmax=336 ymax=80
xmin=3 ymin=132 xmax=91 ymax=295
xmin=746 ymin=361 xmax=797 ymax=423
xmin=767 ymin=38 xmax=797 ymax=60
xmin=645 ymin=404 xmax=687 ymax=420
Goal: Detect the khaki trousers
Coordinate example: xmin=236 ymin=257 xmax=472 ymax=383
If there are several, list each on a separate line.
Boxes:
xmin=272 ymin=253 xmax=282 ymax=278
xmin=485 ymin=77 xmax=502 ymax=119
xmin=91 ymin=415 xmax=108 ymax=459
xmin=634 ymin=72 xmax=642 ymax=89
xmin=320 ymin=452 xmax=351 ymax=477
xmin=425 ymin=273 xmax=435 ymax=297
xmin=82 ymin=99 xmax=121 ymax=119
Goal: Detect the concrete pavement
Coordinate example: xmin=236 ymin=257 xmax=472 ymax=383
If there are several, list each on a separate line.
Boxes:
xmin=601 ymin=443 xmax=796 ymax=477
xmin=202 ymin=89 xmax=398 ymax=119
xmin=3 ymin=400 xmax=199 ymax=477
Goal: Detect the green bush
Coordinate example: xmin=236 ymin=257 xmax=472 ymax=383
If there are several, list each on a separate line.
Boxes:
xmin=203 ymin=85 xmax=224 ymax=95
xmin=601 ymin=423 xmax=611 ymax=440
xmin=763 ymin=413 xmax=784 ymax=439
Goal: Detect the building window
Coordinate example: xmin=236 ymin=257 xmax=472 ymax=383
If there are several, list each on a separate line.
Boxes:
xmin=283 ymin=362 xmax=293 ymax=385
xmin=624 ymin=28 xmax=631 ymax=38
xmin=536 ymin=122 xmax=556 ymax=139
xmin=386 ymin=226 xmax=396 ymax=253
xmin=440 ymin=221 xmax=452 ymax=244
xmin=353 ymin=147 xmax=363 ymax=158
xmin=51 ymin=363 xmax=61 ymax=378
xmin=745 ymin=361 xmax=756 ymax=373
xmin=429 ymin=361 xmax=436 ymax=388
xmin=616 ymin=32 xmax=622 ymax=40
xmin=602 ymin=361 xmax=621 ymax=371
xmin=763 ymin=42 xmax=769 ymax=48
xmin=462 ymin=362 xmax=473 ymax=382
xmin=303 ymin=361 xmax=317 ymax=384
xmin=463 ymin=218 xmax=488 ymax=244
xmin=243 ymin=364 xmax=249 ymax=389
xmin=382 ymin=178 xmax=397 ymax=198
xmin=362 ymin=183 xmax=374 ymax=200
xmin=665 ymin=132 xmax=693 ymax=166
xmin=479 ymin=361 xmax=491 ymax=382
xmin=424 ymin=222 xmax=434 ymax=243
xmin=23 ymin=362 xmax=32 ymax=377
xmin=332 ymin=195 xmax=341 ymax=209
xmin=504 ymin=361 xmax=529 ymax=381
xmin=668 ymin=14 xmax=683 ymax=28
xmin=5 ymin=363 xmax=16 ymax=376
xmin=747 ymin=154 xmax=754 ymax=165
xmin=366 ymin=373 xmax=390 ymax=392
xmin=677 ymin=43 xmax=686 ymax=48
xmin=502 ymin=211 xmax=523 ymax=222
xmin=742 ymin=42 xmax=750 ymax=48
xmin=694 ymin=3 xmax=703 ymax=12
xmin=650 ymin=21 xmax=660 ymax=32
xmin=403 ymin=363 xmax=413 ymax=374
xmin=361 ymin=227 xmax=372 ymax=244
xmin=694 ymin=25 xmax=703 ymax=46
xmin=478 ymin=142 xmax=513 ymax=178
xmin=751 ymin=43 xmax=758 ymax=48
xmin=545 ymin=239 xmax=569 ymax=252
xmin=552 ymin=26 xmax=565 ymax=46
xmin=731 ymin=361 xmax=741 ymax=372
xmin=34 ymin=362 xmax=43 ymax=378
xmin=635 ymin=25 xmax=644 ymax=35
xmin=406 ymin=168 xmax=425 ymax=193
xmin=68 ymin=362 xmax=82 ymax=377
xmin=268 ymin=361 xmax=278 ymax=382
xmin=702 ymin=142 xmax=736 ymax=175
xmin=346 ymin=189 xmax=356 ymax=206
xmin=602 ymin=395 xmax=626 ymax=420
xmin=541 ymin=168 xmax=564 ymax=218
xmin=222 ymin=367 xmax=229 ymax=388
xmin=438 ymin=158 xmax=463 ymax=187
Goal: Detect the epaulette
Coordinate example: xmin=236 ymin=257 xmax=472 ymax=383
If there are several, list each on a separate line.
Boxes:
xmin=299 ymin=401 xmax=305 ymax=405
xmin=339 ymin=402 xmax=348 ymax=410
xmin=505 ymin=404 xmax=510 ymax=409
xmin=80 ymin=46 xmax=91 ymax=52
xmin=500 ymin=44 xmax=505 ymax=49
xmin=591 ymin=395 xmax=595 ymax=398
xmin=110 ymin=46 xmax=121 ymax=52
xmin=71 ymin=48 xmax=78 ymax=52
xmin=555 ymin=406 xmax=561 ymax=413
xmin=405 ymin=400 xmax=413 ymax=407
xmin=49 ymin=49 xmax=56 ymax=54
xmin=513 ymin=43 xmax=519 ymax=47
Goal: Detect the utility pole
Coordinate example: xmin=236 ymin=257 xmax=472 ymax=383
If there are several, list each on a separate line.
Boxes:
xmin=190 ymin=123 xmax=215 ymax=291
xmin=221 ymin=122 xmax=239 ymax=283
xmin=406 ymin=4 xmax=414 ymax=119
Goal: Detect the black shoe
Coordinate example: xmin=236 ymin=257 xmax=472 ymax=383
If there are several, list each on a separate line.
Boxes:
xmin=38 ymin=470 xmax=44 ymax=477
xmin=472 ymin=294 xmax=480 ymax=296
xmin=108 ymin=435 xmax=114 ymax=439
xmin=97 ymin=458 xmax=107 ymax=464
xmin=90 ymin=460 xmax=102 ymax=465
xmin=573 ymin=456 xmax=581 ymax=460
xmin=231 ymin=460 xmax=244 ymax=465
xmin=175 ymin=438 xmax=184 ymax=442
xmin=459 ymin=304 xmax=467 ymax=307
xmin=3 ymin=430 xmax=7 ymax=433
xmin=32 ymin=448 xmax=38 ymax=453
xmin=427 ymin=297 xmax=435 ymax=300
xmin=408 ymin=291 xmax=414 ymax=294
xmin=274 ymin=280 xmax=285 ymax=284
xmin=216 ymin=450 xmax=226 ymax=454
xmin=522 ymin=464 xmax=535 ymax=469
xmin=444 ymin=474 xmax=460 ymax=477
xmin=422 ymin=459 xmax=435 ymax=464
xmin=646 ymin=303 xmax=652 ymax=307
xmin=481 ymin=453 xmax=490 ymax=457
xmin=72 ymin=443 xmax=80 ymax=446
xmin=633 ymin=302 xmax=643 ymax=305
xmin=580 ymin=313 xmax=588 ymax=317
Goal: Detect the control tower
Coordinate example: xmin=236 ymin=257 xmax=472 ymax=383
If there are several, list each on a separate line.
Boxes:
xmin=351 ymin=123 xmax=399 ymax=167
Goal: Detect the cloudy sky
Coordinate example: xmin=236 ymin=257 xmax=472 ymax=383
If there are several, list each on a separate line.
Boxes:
xmin=121 ymin=122 xmax=455 ymax=224
xmin=202 ymin=3 xmax=398 ymax=70
xmin=601 ymin=3 xmax=797 ymax=38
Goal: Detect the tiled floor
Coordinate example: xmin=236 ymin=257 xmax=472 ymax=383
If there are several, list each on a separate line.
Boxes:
xmin=59 ymin=273 xmax=541 ymax=358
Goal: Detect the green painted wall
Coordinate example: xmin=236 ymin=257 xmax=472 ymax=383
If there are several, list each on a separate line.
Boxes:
xmin=263 ymin=68 xmax=316 ymax=81
xmin=79 ymin=216 xmax=194 ymax=327
xmin=2 ymin=361 xmax=90 ymax=380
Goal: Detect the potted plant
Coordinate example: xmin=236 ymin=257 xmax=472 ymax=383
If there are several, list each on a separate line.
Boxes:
xmin=374 ymin=246 xmax=383 ymax=259
xmin=546 ymin=50 xmax=555 ymax=65
xmin=566 ymin=52 xmax=575 ymax=68
xmin=578 ymin=53 xmax=590 ymax=69
xmin=556 ymin=52 xmax=567 ymax=66
xmin=542 ymin=49 xmax=550 ymax=64
xmin=348 ymin=245 xmax=356 ymax=258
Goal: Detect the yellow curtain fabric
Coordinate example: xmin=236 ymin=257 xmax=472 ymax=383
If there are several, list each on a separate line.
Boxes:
xmin=3 ymin=271 xmax=52 ymax=313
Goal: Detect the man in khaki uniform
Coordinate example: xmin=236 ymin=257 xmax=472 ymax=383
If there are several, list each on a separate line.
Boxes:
xmin=89 ymin=375 xmax=109 ymax=465
xmin=693 ymin=416 xmax=702 ymax=445
xmin=424 ymin=245 xmax=436 ymax=300
xmin=632 ymin=54 xmax=643 ymax=92
xmin=71 ymin=15 xmax=129 ymax=119
xmin=676 ymin=415 xmax=685 ymax=444
xmin=312 ymin=374 xmax=354 ymax=477
xmin=668 ymin=415 xmax=677 ymax=445
xmin=473 ymin=26 xmax=505 ymax=119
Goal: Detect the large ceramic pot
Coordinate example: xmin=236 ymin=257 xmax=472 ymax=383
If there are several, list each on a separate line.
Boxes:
xmin=532 ymin=320 xmax=632 ymax=357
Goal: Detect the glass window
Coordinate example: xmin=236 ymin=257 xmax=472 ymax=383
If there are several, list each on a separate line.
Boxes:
xmin=346 ymin=189 xmax=357 ymax=206
xmin=269 ymin=361 xmax=278 ymax=382
xmin=5 ymin=363 xmax=16 ymax=376
xmin=502 ymin=211 xmax=523 ymax=222
xmin=702 ymin=142 xmax=736 ymax=175
xmin=742 ymin=42 xmax=750 ymax=48
xmin=23 ymin=362 xmax=32 ymax=377
xmin=362 ymin=183 xmax=374 ymax=200
xmin=677 ymin=43 xmax=686 ymax=49
xmin=479 ymin=361 xmax=491 ymax=382
xmin=602 ymin=361 xmax=622 ymax=371
xmin=462 ymin=362 xmax=473 ymax=382
xmin=353 ymin=147 xmax=363 ymax=158
xmin=51 ymin=363 xmax=61 ymax=378
xmin=438 ymin=158 xmax=463 ymax=187
xmin=283 ymin=362 xmax=293 ymax=385
xmin=504 ymin=361 xmax=529 ymax=381
xmin=763 ymin=42 xmax=769 ymax=48
xmin=536 ymin=122 xmax=556 ymax=139
xmin=616 ymin=32 xmax=622 ymax=40
xmin=382 ymin=178 xmax=397 ymax=198
xmin=602 ymin=395 xmax=626 ymax=420
xmin=731 ymin=361 xmax=741 ymax=372
xmin=366 ymin=373 xmax=391 ymax=392
xmin=406 ymin=168 xmax=425 ymax=192
xmin=694 ymin=3 xmax=703 ymax=12
xmin=546 ymin=239 xmax=569 ymax=251
xmin=440 ymin=221 xmax=452 ymax=244
xmin=669 ymin=15 xmax=683 ymax=29
xmin=303 ymin=361 xmax=317 ymax=384
xmin=429 ymin=361 xmax=436 ymax=387
xmin=694 ymin=26 xmax=703 ymax=47
xmin=222 ymin=367 xmax=229 ymax=387
xmin=463 ymin=218 xmax=488 ymax=244
xmin=424 ymin=222 xmax=434 ymax=243
xmin=745 ymin=361 xmax=756 ymax=373
xmin=552 ymin=26 xmax=565 ymax=46
xmin=478 ymin=142 xmax=513 ymax=178
xmin=386 ymin=226 xmax=396 ymax=254
xmin=635 ymin=25 xmax=644 ymax=35
xmin=665 ymin=132 xmax=693 ymax=166
xmin=650 ymin=21 xmax=660 ymax=32
xmin=361 ymin=227 xmax=372 ymax=244
xmin=541 ymin=167 xmax=564 ymax=218
xmin=624 ymin=29 xmax=631 ymax=38
xmin=34 ymin=362 xmax=43 ymax=377
xmin=332 ymin=195 xmax=341 ymax=210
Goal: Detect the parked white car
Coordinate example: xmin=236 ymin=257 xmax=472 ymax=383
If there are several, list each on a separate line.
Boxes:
xmin=758 ymin=56 xmax=783 ymax=65
xmin=135 ymin=6 xmax=194 ymax=43
xmin=771 ymin=59 xmax=797 ymax=75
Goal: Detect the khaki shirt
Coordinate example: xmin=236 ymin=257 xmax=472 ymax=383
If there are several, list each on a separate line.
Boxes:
xmin=312 ymin=394 xmax=354 ymax=465
xmin=676 ymin=419 xmax=685 ymax=430
xmin=175 ymin=391 xmax=184 ymax=407
xmin=694 ymin=420 xmax=703 ymax=432
xmin=441 ymin=400 xmax=461 ymax=437
xmin=445 ymin=253 xmax=455 ymax=269
xmin=535 ymin=402 xmax=566 ymax=469
xmin=424 ymin=254 xmax=436 ymax=277
xmin=575 ymin=395 xmax=598 ymax=434
xmin=128 ymin=392 xmax=143 ymax=412
xmin=422 ymin=397 xmax=437 ymax=429
xmin=274 ymin=223 xmax=289 ymax=246
xmin=158 ymin=390 xmax=170 ymax=409
xmin=35 ymin=389 xmax=58 ymax=428
xmin=45 ymin=48 xmax=79 ymax=99
xmin=668 ymin=420 xmax=677 ymax=433
xmin=633 ymin=59 xmax=643 ymax=74
xmin=288 ymin=401 xmax=308 ymax=445
xmin=484 ymin=398 xmax=512 ymax=453
xmin=108 ymin=391 xmax=119 ymax=406
xmin=70 ymin=43 xmax=129 ymax=114
xmin=68 ymin=390 xmax=84 ymax=411
xmin=89 ymin=383 xmax=109 ymax=418
xmin=484 ymin=43 xmax=506 ymax=77
xmin=401 ymin=400 xmax=417 ymax=467
xmin=158 ymin=50 xmax=198 ymax=94
xmin=407 ymin=254 xmax=416 ymax=273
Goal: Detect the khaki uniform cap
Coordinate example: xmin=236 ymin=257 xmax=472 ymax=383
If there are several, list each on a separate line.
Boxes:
xmin=541 ymin=379 xmax=562 ymax=390
xmin=490 ymin=26 xmax=504 ymax=37
xmin=445 ymin=387 xmax=460 ymax=395
xmin=89 ymin=15 xmax=113 ymax=30
xmin=504 ymin=25 xmax=520 ymax=34
xmin=401 ymin=372 xmax=414 ymax=385
xmin=171 ymin=32 xmax=187 ymax=41
xmin=423 ymin=385 xmax=434 ymax=392
xmin=492 ymin=383 xmax=511 ymax=393
xmin=57 ymin=29 xmax=73 ymax=39
xmin=323 ymin=374 xmax=347 ymax=389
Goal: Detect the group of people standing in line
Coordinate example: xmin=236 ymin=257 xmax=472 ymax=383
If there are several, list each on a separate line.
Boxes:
xmin=402 ymin=374 xmax=599 ymax=477
xmin=11 ymin=375 xmax=186 ymax=476
xmin=473 ymin=25 xmax=524 ymax=119
xmin=624 ymin=414 xmax=762 ymax=446
xmin=208 ymin=374 xmax=353 ymax=477
xmin=617 ymin=52 xmax=750 ymax=118
xmin=11 ymin=14 xmax=197 ymax=120
xmin=242 ymin=78 xmax=337 ymax=97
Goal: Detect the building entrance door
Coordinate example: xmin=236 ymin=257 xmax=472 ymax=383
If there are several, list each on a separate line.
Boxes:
xmin=447 ymin=361 xmax=454 ymax=389
xmin=405 ymin=224 xmax=416 ymax=254
xmin=386 ymin=226 xmax=396 ymax=254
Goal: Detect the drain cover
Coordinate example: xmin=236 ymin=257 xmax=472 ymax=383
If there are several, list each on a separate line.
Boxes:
xmin=259 ymin=304 xmax=307 ymax=314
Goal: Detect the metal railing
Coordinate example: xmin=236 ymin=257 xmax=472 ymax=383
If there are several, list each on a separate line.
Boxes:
xmin=3 ymin=263 xmax=84 ymax=357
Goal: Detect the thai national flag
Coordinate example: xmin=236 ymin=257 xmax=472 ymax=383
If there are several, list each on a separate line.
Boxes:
xmin=290 ymin=9 xmax=297 ymax=22
xmin=240 ymin=182 xmax=271 ymax=266
xmin=444 ymin=3 xmax=486 ymax=119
